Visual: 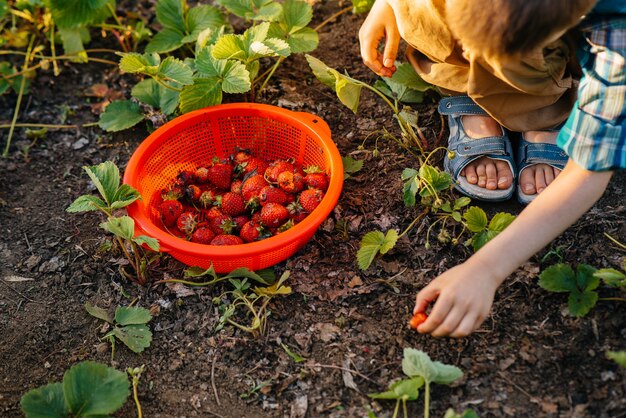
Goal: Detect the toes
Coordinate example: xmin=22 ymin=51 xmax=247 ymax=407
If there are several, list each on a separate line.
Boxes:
xmin=520 ymin=166 xmax=537 ymax=195
xmin=485 ymin=161 xmax=497 ymax=190
xmin=475 ymin=162 xmax=487 ymax=188
xmin=542 ymin=165 xmax=555 ymax=187
xmin=534 ymin=166 xmax=548 ymax=194
xmin=494 ymin=160 xmax=513 ymax=190
xmin=464 ymin=165 xmax=478 ymax=184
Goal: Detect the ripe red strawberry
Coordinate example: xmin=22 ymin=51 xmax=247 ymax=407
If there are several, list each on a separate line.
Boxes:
xmin=207 ymin=160 xmax=233 ymax=190
xmin=240 ymin=156 xmax=269 ymax=176
xmin=304 ymin=172 xmax=329 ymax=191
xmin=409 ymin=312 xmax=428 ymax=330
xmin=159 ymin=200 xmax=184 ymax=227
xmin=241 ymin=174 xmax=268 ymax=203
xmin=230 ymin=179 xmax=243 ymax=194
xmin=251 ymin=211 xmax=262 ymax=225
xmin=208 ymin=212 xmax=234 ymax=235
xmin=199 ymin=190 xmax=218 ymax=208
xmin=176 ymin=211 xmax=198 ymax=235
xmin=232 ymin=149 xmax=252 ymax=164
xmin=259 ymin=185 xmax=289 ymax=206
xmin=195 ymin=167 xmax=209 ymax=184
xmin=260 ymin=203 xmax=289 ymax=227
xmin=265 ymin=160 xmax=295 ymax=182
xmin=232 ymin=215 xmax=250 ymax=231
xmin=219 ymin=192 xmax=246 ymax=217
xmin=210 ymin=234 xmax=244 ymax=246
xmin=240 ymin=221 xmax=262 ymax=243
xmin=161 ymin=184 xmax=183 ymax=201
xmin=202 ymin=206 xmax=223 ymax=222
xmin=277 ymin=171 xmax=305 ymax=193
xmin=287 ymin=201 xmax=308 ymax=223
xmin=299 ymin=189 xmax=324 ymax=213
xmin=191 ymin=227 xmax=216 ymax=244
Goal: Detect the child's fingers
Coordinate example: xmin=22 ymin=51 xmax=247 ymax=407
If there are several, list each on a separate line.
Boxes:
xmin=449 ymin=313 xmax=479 ymax=338
xmin=429 ymin=304 xmax=465 ymax=337
xmin=417 ymin=294 xmax=452 ymax=334
xmin=382 ymin=29 xmax=400 ymax=69
xmin=413 ymin=283 xmax=439 ymax=314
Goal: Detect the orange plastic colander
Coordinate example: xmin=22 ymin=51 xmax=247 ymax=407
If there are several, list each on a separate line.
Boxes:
xmin=123 ymin=103 xmax=343 ymax=273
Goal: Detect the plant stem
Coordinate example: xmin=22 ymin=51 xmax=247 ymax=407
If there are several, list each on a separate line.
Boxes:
xmin=154 ymin=77 xmax=182 ymax=92
xmin=2 ymin=35 xmax=33 ymax=158
xmin=132 ymin=375 xmax=143 ymax=418
xmin=314 ymin=6 xmax=352 ymax=31
xmin=599 ymin=297 xmax=626 ymax=302
xmin=0 ymin=122 xmax=99 ymax=129
xmin=49 ymin=21 xmax=60 ymax=76
xmin=363 ymin=82 xmax=398 ymax=114
xmin=154 ymin=277 xmax=226 ymax=286
xmin=392 ymin=399 xmax=400 ymax=418
xmin=604 ymin=233 xmax=626 ymax=250
xmin=398 ymin=207 xmax=430 ymax=238
xmin=402 ymin=399 xmax=408 ymax=418
xmin=256 ymin=57 xmax=284 ymax=100
xmin=424 ymin=382 xmax=430 ymax=418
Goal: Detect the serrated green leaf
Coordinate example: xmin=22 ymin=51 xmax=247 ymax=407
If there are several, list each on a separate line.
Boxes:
xmin=186 ymin=5 xmax=226 ymax=41
xmin=63 ymin=361 xmax=129 ymax=415
xmin=115 ymin=306 xmax=152 ymax=326
xmin=98 ymin=100 xmax=144 ymax=132
xmin=352 ymin=0 xmax=374 ymax=13
xmin=283 ymin=27 xmax=318 ymax=53
xmin=357 ymin=230 xmax=398 ymax=270
xmin=471 ymin=230 xmax=496 ymax=252
xmin=85 ymin=302 xmax=113 ymax=323
xmin=263 ymin=37 xmax=291 ymax=57
xmin=267 ymin=0 xmax=317 ymax=53
xmin=342 ymin=156 xmax=363 ymax=179
xmin=20 ymin=382 xmax=68 ymax=418
xmin=100 ymin=216 xmax=135 ymax=240
xmin=368 ymin=377 xmax=423 ymax=400
xmin=444 ymin=409 xmax=480 ymax=418
xmin=144 ymin=28 xmax=185 ymax=54
xmin=179 ymin=78 xmax=223 ymax=113
xmin=430 ymin=360 xmax=464 ymax=384
xmin=185 ymin=265 xmax=218 ymax=279
xmin=378 ymin=63 xmax=430 ymax=103
xmin=305 ymin=54 xmax=337 ymax=89
xmin=48 ymin=0 xmax=110 ymax=29
xmin=488 ymin=212 xmax=515 ymax=232
xmin=607 ymin=351 xmax=626 ymax=367
xmin=212 ymin=34 xmax=246 ymax=60
xmin=82 ymin=161 xmax=120 ymax=206
xmin=380 ymin=230 xmax=399 ymax=254
xmin=335 ymin=76 xmax=362 ymax=114
xmin=576 ymin=264 xmax=599 ymax=291
xmin=402 ymin=348 xmax=462 ymax=385
xmin=223 ymin=267 xmax=271 ymax=285
xmin=418 ymin=164 xmax=452 ymax=197
xmin=217 ymin=0 xmax=282 ymax=21
xmin=132 ymin=78 xmax=180 ymax=115
xmin=111 ymin=184 xmax=141 ymax=210
xmin=281 ymin=0 xmax=312 ymax=29
xmin=452 ymin=212 xmax=462 ymax=222
xmin=156 ymin=0 xmax=185 ymax=32
xmin=134 ymin=235 xmax=160 ymax=251
xmin=66 ymin=195 xmax=107 ymax=213
xmin=594 ymin=268 xmax=626 ymax=287
xmin=538 ymin=263 xmax=577 ymax=293
xmin=110 ymin=325 xmax=152 ymax=353
xmin=402 ymin=169 xmax=420 ymax=207
xmin=0 ymin=0 xmax=8 ymax=19
xmin=159 ymin=56 xmax=193 ymax=85
xmin=463 ymin=206 xmax=488 ymax=233
xmin=567 ymin=289 xmax=598 ymax=317
xmin=119 ymin=52 xmax=161 ymax=73
xmin=453 ymin=197 xmax=471 ymax=210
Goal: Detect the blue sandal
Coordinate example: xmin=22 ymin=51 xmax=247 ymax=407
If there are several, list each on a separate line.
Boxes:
xmin=516 ymin=137 xmax=568 ymax=204
xmin=439 ymin=96 xmax=516 ymax=202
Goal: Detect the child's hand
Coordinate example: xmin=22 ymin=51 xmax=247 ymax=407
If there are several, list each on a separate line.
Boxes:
xmin=358 ymin=0 xmax=399 ymax=77
xmin=413 ymin=261 xmax=500 ymax=337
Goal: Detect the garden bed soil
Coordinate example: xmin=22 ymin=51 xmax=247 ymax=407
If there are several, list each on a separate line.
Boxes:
xmin=1 ymin=2 xmax=625 ymax=417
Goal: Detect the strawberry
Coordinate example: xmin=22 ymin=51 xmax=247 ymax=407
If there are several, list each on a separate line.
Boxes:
xmin=232 ymin=148 xmax=252 ymax=164
xmin=191 ymin=227 xmax=216 ymax=244
xmin=230 ymin=179 xmax=243 ymax=194
xmin=299 ymin=188 xmax=324 ymax=213
xmin=195 ymin=167 xmax=210 ymax=184
xmin=260 ymin=203 xmax=289 ymax=227
xmin=304 ymin=172 xmax=329 ymax=192
xmin=210 ymin=234 xmax=244 ymax=246
xmin=277 ymin=171 xmax=305 ymax=193
xmin=199 ymin=190 xmax=218 ymax=208
xmin=202 ymin=206 xmax=223 ymax=222
xmin=159 ymin=200 xmax=184 ymax=227
xmin=207 ymin=159 xmax=233 ymax=190
xmin=161 ymin=184 xmax=184 ymax=201
xmin=240 ymin=221 xmax=262 ymax=243
xmin=251 ymin=211 xmax=262 ymax=225
xmin=259 ymin=185 xmax=289 ymax=206
xmin=232 ymin=215 xmax=250 ymax=231
xmin=218 ymin=192 xmax=246 ymax=217
xmin=265 ymin=160 xmax=295 ymax=182
xmin=409 ymin=312 xmax=428 ymax=330
xmin=208 ymin=211 xmax=234 ymax=235
xmin=241 ymin=174 xmax=268 ymax=204
xmin=176 ymin=211 xmax=198 ymax=235
xmin=287 ymin=201 xmax=308 ymax=223
xmin=184 ymin=184 xmax=202 ymax=202
xmin=240 ymin=157 xmax=269 ymax=177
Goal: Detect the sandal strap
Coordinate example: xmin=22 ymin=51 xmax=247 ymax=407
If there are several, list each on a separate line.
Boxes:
xmin=517 ymin=140 xmax=568 ymax=170
xmin=438 ymin=96 xmax=488 ymax=116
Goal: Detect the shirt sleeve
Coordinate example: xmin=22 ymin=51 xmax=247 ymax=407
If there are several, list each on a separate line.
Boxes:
xmin=556 ymin=20 xmax=626 ymax=171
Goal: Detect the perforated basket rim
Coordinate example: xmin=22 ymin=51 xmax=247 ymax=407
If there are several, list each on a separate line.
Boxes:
xmin=123 ymin=103 xmax=343 ymax=261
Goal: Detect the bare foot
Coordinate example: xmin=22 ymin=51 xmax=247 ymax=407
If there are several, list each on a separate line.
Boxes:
xmin=459 ymin=115 xmax=514 ymax=191
xmin=519 ymin=131 xmax=561 ymax=196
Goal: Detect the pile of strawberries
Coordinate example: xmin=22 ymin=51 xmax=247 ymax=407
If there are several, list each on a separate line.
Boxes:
xmin=156 ymin=149 xmax=329 ymax=246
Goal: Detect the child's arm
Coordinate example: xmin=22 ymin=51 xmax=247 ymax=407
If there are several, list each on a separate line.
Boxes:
xmin=358 ymin=0 xmax=400 ymax=77
xmin=414 ymin=160 xmax=614 ymax=337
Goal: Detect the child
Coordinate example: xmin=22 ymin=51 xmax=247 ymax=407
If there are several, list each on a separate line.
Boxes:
xmin=359 ymin=0 xmax=625 ymax=337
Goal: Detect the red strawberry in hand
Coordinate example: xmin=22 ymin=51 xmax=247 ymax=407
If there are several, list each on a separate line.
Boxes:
xmin=210 ymin=234 xmax=244 ymax=245
xmin=260 ymin=203 xmax=289 ymax=227
xmin=159 ymin=200 xmax=183 ymax=227
xmin=409 ymin=312 xmax=428 ymax=330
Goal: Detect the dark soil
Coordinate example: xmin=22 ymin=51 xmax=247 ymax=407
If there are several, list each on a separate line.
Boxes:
xmin=1 ymin=2 xmax=625 ymax=417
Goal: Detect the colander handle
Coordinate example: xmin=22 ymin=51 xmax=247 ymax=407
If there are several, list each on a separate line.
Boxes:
xmin=294 ymin=112 xmax=332 ymax=139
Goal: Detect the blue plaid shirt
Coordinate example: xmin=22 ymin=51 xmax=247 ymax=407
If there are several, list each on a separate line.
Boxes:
xmin=556 ymin=8 xmax=626 ymax=171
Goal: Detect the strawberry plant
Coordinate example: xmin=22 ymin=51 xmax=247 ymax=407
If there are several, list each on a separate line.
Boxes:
xmin=66 ymin=161 xmax=159 ymax=285
xmin=607 ymin=351 xmax=626 ymax=368
xmin=368 ymin=348 xmax=463 ymax=418
xmin=20 ymin=361 xmax=130 ymax=418
xmin=85 ymin=303 xmax=153 ymax=358
xmin=444 ymin=409 xmax=479 ymax=418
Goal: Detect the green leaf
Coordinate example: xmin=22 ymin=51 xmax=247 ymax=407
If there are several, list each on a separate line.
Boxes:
xmin=369 ymin=377 xmax=423 ymax=400
xmin=98 ymin=100 xmax=144 ymax=132
xmin=132 ymin=79 xmax=180 ymax=115
xmin=575 ymin=264 xmax=599 ymax=292
xmin=156 ymin=0 xmax=185 ymax=32
xmin=418 ymin=164 xmax=452 ymax=197
xmin=280 ymin=342 xmax=305 ymax=363
xmin=402 ymin=348 xmax=462 ymax=384
xmin=20 ymin=382 xmax=68 ymax=418
xmin=119 ymin=52 xmax=161 ymax=74
xmin=376 ymin=63 xmax=431 ymax=103
xmin=335 ymin=76 xmax=362 ymax=114
xmin=159 ymin=56 xmax=194 ymax=85
xmin=401 ymin=168 xmax=419 ymax=206
xmin=185 ymin=265 xmax=218 ymax=279
xmin=453 ymin=197 xmax=471 ymax=210
xmin=342 ymin=156 xmax=363 ymax=179
xmin=134 ymin=235 xmax=160 ymax=251
xmin=471 ymin=230 xmax=497 ymax=252
xmin=488 ymin=212 xmax=515 ymax=232
xmin=351 ymin=0 xmax=374 ymax=13
xmin=594 ymin=268 xmax=626 ymax=287
xmin=463 ymin=206 xmax=488 ymax=233
xmin=211 ymin=34 xmax=245 ymax=60
xmin=305 ymin=54 xmax=337 ymax=89
xmin=217 ymin=0 xmax=282 ymax=21
xmin=145 ymin=28 xmax=185 ymax=54
xmin=85 ymin=302 xmax=113 ymax=324
xmin=452 ymin=211 xmax=462 ymax=223
xmin=444 ymin=409 xmax=480 ymax=418
xmin=110 ymin=325 xmax=152 ymax=353
xmin=0 ymin=0 xmax=8 ymax=19
xmin=357 ymin=230 xmax=398 ymax=270
xmin=567 ymin=289 xmax=598 ymax=317
xmin=48 ymin=0 xmax=110 ymax=29
xmin=115 ymin=306 xmax=152 ymax=326
xmin=111 ymin=184 xmax=142 ymax=209
xmin=179 ymin=78 xmax=223 ymax=113
xmin=63 ymin=361 xmax=130 ymax=416
xmin=100 ymin=216 xmax=136 ymax=241
xmin=66 ymin=195 xmax=107 ymax=213
xmin=82 ymin=161 xmax=120 ymax=206
xmin=185 ymin=5 xmax=226 ymax=43
xmin=280 ymin=0 xmax=312 ymax=29
xmin=57 ymin=28 xmax=88 ymax=62
xmin=267 ymin=0 xmax=318 ymax=53
xmin=538 ymin=264 xmax=577 ymax=293
xmin=607 ymin=351 xmax=626 ymax=368
xmin=223 ymin=267 xmax=271 ymax=285
xmin=263 ymin=37 xmax=291 ymax=57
